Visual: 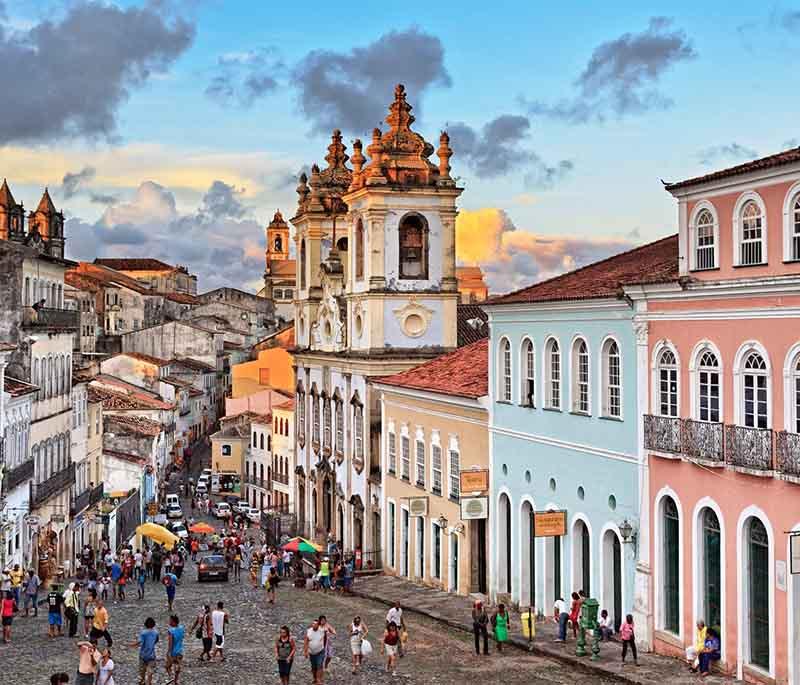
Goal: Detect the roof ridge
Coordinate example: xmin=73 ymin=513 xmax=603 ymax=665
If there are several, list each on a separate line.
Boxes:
xmin=489 ymin=233 xmax=678 ymax=305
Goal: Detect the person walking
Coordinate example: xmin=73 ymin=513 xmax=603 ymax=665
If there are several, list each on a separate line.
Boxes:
xmin=349 ymin=616 xmax=368 ymax=675
xmin=136 ymin=565 xmax=147 ymax=600
xmin=64 ymin=582 xmax=81 ymax=638
xmin=166 ymin=614 xmax=185 ymax=685
xmin=568 ymin=592 xmax=581 ymax=639
xmin=1 ymin=590 xmax=17 ymax=643
xmin=381 ymin=621 xmax=400 ymax=677
xmin=319 ymin=615 xmax=336 ymax=671
xmin=275 ymin=625 xmax=296 ymax=685
xmin=97 ymin=647 xmax=115 ymax=685
xmin=191 ymin=604 xmax=213 ymax=662
xmin=8 ymin=564 xmax=23 ymax=606
xmin=162 ymin=569 xmax=178 ymax=612
xmin=471 ymin=600 xmax=489 ymax=655
xmin=211 ymin=601 xmax=229 ymax=662
xmin=75 ymin=640 xmax=100 ymax=685
xmin=99 ymin=571 xmax=111 ymax=601
xmin=89 ymin=598 xmax=112 ymax=648
xmin=492 ymin=603 xmax=510 ymax=652
xmin=304 ymin=617 xmax=327 ymax=685
xmin=318 ymin=557 xmax=331 ymax=593
xmin=233 ymin=546 xmax=242 ymax=582
xmin=110 ymin=560 xmax=122 ymax=601
xmin=130 ymin=616 xmax=159 ymax=685
xmin=82 ymin=588 xmax=97 ymax=638
xmin=385 ymin=602 xmax=405 ymax=657
xmin=23 ymin=569 xmax=40 ymax=617
xmin=266 ymin=566 xmax=280 ymax=604
xmin=47 ymin=584 xmax=64 ymax=637
xmin=620 ymin=614 xmax=639 ymax=667
xmin=151 ymin=546 xmax=162 ymax=582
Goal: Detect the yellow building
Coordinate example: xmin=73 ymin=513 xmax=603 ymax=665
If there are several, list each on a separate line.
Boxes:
xmin=210 ymin=412 xmax=264 ymax=476
xmin=375 ymin=338 xmax=489 ymax=596
xmin=231 ymin=325 xmax=295 ymax=398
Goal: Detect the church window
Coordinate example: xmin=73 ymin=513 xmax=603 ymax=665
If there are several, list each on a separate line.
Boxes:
xmin=300 ymin=239 xmax=307 ymax=290
xmin=355 ymin=219 xmax=365 ymax=280
xmin=399 ymin=213 xmax=428 ymax=279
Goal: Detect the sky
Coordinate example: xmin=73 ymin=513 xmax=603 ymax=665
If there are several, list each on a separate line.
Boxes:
xmin=2 ymin=0 xmax=800 ymax=293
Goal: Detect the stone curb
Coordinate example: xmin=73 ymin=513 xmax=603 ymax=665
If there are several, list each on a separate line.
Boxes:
xmin=351 ymin=586 xmax=648 ymax=685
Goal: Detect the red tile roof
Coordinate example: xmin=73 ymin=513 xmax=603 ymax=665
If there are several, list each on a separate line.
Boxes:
xmin=4 ymin=376 xmax=38 ymax=397
xmin=88 ymin=382 xmax=174 ymax=410
xmin=106 ymin=413 xmax=162 ymax=437
xmin=665 ymin=146 xmax=800 ymax=191
xmin=170 ymin=357 xmax=216 ymax=372
xmin=103 ymin=449 xmax=147 ymax=465
xmin=111 ymin=351 xmax=171 ymax=367
xmin=376 ymin=338 xmax=488 ymax=399
xmin=269 ymin=260 xmax=296 ymax=277
xmin=457 ymin=304 xmax=488 ymax=347
xmin=159 ymin=292 xmax=198 ymax=304
xmin=94 ymin=258 xmax=176 ymax=272
xmin=273 ymin=397 xmax=295 ymax=411
xmin=73 ymin=262 xmax=153 ymax=294
xmin=188 ymin=387 xmax=204 ymax=397
xmin=489 ymin=234 xmax=679 ymax=305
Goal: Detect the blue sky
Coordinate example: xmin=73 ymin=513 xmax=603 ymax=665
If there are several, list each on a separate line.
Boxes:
xmin=2 ymin=1 xmax=799 ymax=291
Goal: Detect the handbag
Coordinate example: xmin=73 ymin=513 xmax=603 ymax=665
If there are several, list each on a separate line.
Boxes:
xmin=361 ymin=639 xmax=373 ymax=657
xmin=195 ymin=626 xmax=203 ymax=640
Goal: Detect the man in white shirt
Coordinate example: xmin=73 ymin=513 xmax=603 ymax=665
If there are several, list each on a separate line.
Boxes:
xmin=211 ymin=601 xmax=229 ymax=662
xmin=386 ymin=602 xmax=405 ymax=656
xmin=304 ymin=618 xmax=326 ymax=684
xmin=553 ymin=598 xmax=569 ymax=642
xmin=133 ymin=550 xmax=143 ymax=569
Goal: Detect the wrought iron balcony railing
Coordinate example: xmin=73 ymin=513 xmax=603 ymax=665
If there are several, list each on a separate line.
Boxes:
xmin=725 ymin=425 xmax=774 ymax=471
xmin=777 ymin=430 xmax=800 ymax=477
xmin=643 ymin=414 xmax=682 ymax=454
xmin=70 ymin=482 xmax=104 ymax=516
xmin=23 ymin=307 xmax=79 ymax=329
xmin=2 ymin=458 xmax=34 ymax=493
xmin=682 ymin=419 xmax=724 ymax=462
xmin=272 ymin=472 xmax=289 ymax=485
xmin=31 ymin=462 xmax=76 ymax=506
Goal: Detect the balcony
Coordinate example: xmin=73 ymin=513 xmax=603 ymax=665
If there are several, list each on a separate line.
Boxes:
xmin=70 ymin=482 xmax=104 ymax=516
xmin=725 ymin=425 xmax=773 ymax=472
xmin=23 ymin=307 xmax=79 ymax=330
xmin=682 ymin=419 xmax=724 ymax=463
xmin=777 ymin=430 xmax=800 ymax=478
xmin=2 ymin=459 xmax=34 ymax=492
xmin=643 ymin=415 xmax=682 ymax=454
xmin=31 ymin=462 xmax=76 ymax=506
xmin=272 ymin=472 xmax=289 ymax=485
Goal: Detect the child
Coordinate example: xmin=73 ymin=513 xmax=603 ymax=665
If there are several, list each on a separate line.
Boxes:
xmin=267 ymin=566 xmax=279 ymax=604
xmin=137 ymin=565 xmax=147 ymax=600
xmin=620 ymin=614 xmax=639 ymax=666
xmin=99 ymin=573 xmax=111 ymax=602
xmin=117 ymin=573 xmax=126 ymax=601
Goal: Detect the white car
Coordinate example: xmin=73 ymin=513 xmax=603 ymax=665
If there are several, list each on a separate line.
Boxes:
xmin=245 ymin=507 xmax=260 ymax=523
xmin=213 ymin=502 xmax=231 ymax=519
xmin=194 ymin=482 xmax=208 ymax=496
xmin=167 ymin=504 xmax=183 ymax=519
xmin=169 ymin=522 xmax=189 ymax=539
xmin=234 ymin=499 xmax=249 ymax=514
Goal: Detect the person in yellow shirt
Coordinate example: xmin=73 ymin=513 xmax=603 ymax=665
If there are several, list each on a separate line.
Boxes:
xmin=89 ymin=595 xmax=113 ymax=648
xmin=7 ymin=565 xmax=23 ymax=605
xmin=686 ymin=620 xmax=707 ymax=672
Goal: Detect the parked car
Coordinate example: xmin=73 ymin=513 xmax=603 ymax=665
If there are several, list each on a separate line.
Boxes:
xmin=212 ymin=502 xmax=231 ymax=519
xmin=167 ymin=504 xmax=183 ymax=519
xmin=197 ymin=554 xmax=228 ymax=582
xmin=194 ymin=482 xmax=208 ymax=496
xmin=245 ymin=507 xmax=260 ymax=524
xmin=169 ymin=521 xmax=189 ymax=539
xmin=233 ymin=499 xmax=249 ymax=514
xmin=165 ymin=493 xmax=180 ymax=509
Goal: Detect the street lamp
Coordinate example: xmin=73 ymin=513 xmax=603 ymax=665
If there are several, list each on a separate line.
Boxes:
xmin=436 ymin=514 xmax=448 ymax=529
xmin=619 ymin=518 xmax=638 ymax=554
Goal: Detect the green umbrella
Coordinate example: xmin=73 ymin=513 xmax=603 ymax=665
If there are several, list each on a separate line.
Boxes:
xmin=281 ymin=537 xmax=323 ymax=554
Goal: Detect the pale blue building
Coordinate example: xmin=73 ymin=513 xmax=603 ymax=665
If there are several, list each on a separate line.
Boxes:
xmin=485 ymin=239 xmax=670 ymax=630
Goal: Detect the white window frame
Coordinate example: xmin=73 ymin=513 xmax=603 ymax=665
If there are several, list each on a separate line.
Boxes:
xmin=783 ymin=344 xmax=800 ymax=435
xmin=520 ymin=337 xmax=535 ymax=407
xmin=782 ymin=181 xmax=800 ymax=262
xmin=430 ymin=520 xmax=442 ymax=580
xmin=571 ymin=335 xmax=590 ymax=414
xmin=400 ymin=426 xmax=410 ymax=481
xmin=733 ymin=342 xmax=772 ymax=429
xmin=600 ymin=336 xmax=623 ymax=419
xmin=544 ymin=336 xmax=561 ymax=410
xmin=387 ymin=427 xmax=397 ymax=475
xmin=652 ymin=343 xmax=679 ymax=418
xmin=732 ymin=191 xmax=768 ymax=267
xmin=498 ymin=337 xmax=512 ymax=403
xmin=430 ymin=431 xmax=442 ymax=495
xmin=415 ymin=428 xmax=425 ymax=487
xmin=689 ymin=201 xmax=719 ymax=271
xmin=447 ymin=436 xmax=460 ymax=501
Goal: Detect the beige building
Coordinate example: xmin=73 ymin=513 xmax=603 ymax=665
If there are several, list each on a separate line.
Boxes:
xmin=375 ymin=339 xmax=489 ymax=595
xmin=93 ymin=258 xmax=197 ymax=295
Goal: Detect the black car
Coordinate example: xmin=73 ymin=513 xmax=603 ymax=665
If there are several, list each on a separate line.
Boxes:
xmin=197 ymin=554 xmax=228 ymax=582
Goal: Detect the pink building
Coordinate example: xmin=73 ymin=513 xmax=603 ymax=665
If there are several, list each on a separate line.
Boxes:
xmin=626 ymin=147 xmax=800 ymax=683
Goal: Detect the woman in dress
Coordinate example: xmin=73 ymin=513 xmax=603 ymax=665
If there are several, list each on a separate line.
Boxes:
xmin=97 ymin=647 xmax=115 ymax=685
xmin=492 ymin=603 xmax=510 ymax=652
xmin=381 ymin=621 xmax=400 ymax=677
xmin=318 ymin=615 xmax=336 ymax=670
xmin=82 ymin=589 xmax=96 ymax=639
xmin=349 ymin=615 xmax=368 ymax=675
xmin=191 ymin=604 xmax=213 ymax=661
xmin=274 ymin=625 xmax=296 ymax=685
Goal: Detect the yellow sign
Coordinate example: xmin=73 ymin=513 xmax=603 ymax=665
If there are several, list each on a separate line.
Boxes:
xmin=460 ymin=469 xmax=489 ymax=493
xmin=533 ymin=510 xmax=567 ymax=537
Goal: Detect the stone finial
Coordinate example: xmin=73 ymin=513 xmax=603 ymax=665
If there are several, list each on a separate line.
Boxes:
xmin=308 ymin=164 xmax=324 ymax=210
xmin=386 ymin=83 xmax=414 ymax=132
xmin=437 ymin=131 xmax=453 ymax=180
xmin=324 ymin=129 xmax=349 ymax=171
xmin=365 ymin=128 xmax=386 ymax=184
xmin=351 ymin=139 xmax=365 ymax=175
xmin=296 ymin=172 xmax=310 ymax=207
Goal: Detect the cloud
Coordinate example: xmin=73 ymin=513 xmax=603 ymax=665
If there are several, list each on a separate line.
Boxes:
xmin=61 ymin=166 xmax=96 ymax=199
xmin=197 ymin=180 xmax=246 ymax=220
xmin=523 ymin=159 xmax=574 ymax=190
xmin=696 ymin=143 xmax=758 ymax=166
xmin=205 ymin=47 xmax=283 ymax=107
xmin=0 ymin=1 xmax=194 ymax=145
xmin=101 ymin=181 xmax=177 ymax=226
xmin=455 ymin=208 xmax=632 ymax=294
xmin=292 ymin=27 xmax=451 ymax=134
xmin=524 ymin=17 xmax=695 ymax=123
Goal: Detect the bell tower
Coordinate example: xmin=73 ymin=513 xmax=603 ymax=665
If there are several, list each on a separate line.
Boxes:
xmin=263 ymin=209 xmax=290 ymax=300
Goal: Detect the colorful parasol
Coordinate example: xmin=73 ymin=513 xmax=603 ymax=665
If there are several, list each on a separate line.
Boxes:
xmin=281 ymin=537 xmax=323 ymax=554
xmin=189 ymin=522 xmax=215 ymax=534
xmin=136 ymin=522 xmax=179 ymax=550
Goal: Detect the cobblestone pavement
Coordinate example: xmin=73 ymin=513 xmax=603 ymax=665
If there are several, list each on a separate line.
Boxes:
xmin=0 ymin=570 xmax=625 ymax=684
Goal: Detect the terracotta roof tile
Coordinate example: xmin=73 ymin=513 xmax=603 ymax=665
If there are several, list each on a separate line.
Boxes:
xmin=268 ymin=260 xmax=296 ymax=277
xmin=376 ymin=338 xmax=488 ymax=399
xmin=159 ymin=292 xmax=197 ymax=304
xmin=88 ymin=382 xmax=174 ymax=410
xmin=94 ymin=258 xmax=176 ymax=272
xmin=106 ymin=413 xmax=162 ymax=437
xmin=169 ymin=357 xmax=216 ymax=372
xmin=665 ymin=146 xmax=800 ymax=191
xmin=273 ymin=397 xmax=295 ymax=411
xmin=489 ymin=234 xmax=679 ymax=305
xmin=457 ymin=304 xmax=488 ymax=347
xmin=4 ymin=376 xmax=38 ymax=397
xmin=111 ymin=351 xmax=171 ymax=367
xmin=103 ymin=449 xmax=147 ymax=465
xmin=161 ymin=375 xmax=192 ymax=388
xmin=188 ymin=388 xmax=204 ymax=397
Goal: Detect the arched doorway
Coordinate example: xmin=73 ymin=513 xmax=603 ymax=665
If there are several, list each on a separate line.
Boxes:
xmin=449 ymin=533 xmax=459 ymax=592
xmin=322 ymin=478 xmax=332 ymax=534
xmin=497 ymin=493 xmax=512 ymax=595
xmin=661 ymin=496 xmax=680 ymax=634
xmin=699 ymin=508 xmax=721 ymax=630
xmin=520 ymin=501 xmax=534 ymax=607
xmin=746 ymin=517 xmax=770 ymax=671
xmin=602 ymin=529 xmax=622 ymax=632
xmin=572 ymin=518 xmax=591 ymax=596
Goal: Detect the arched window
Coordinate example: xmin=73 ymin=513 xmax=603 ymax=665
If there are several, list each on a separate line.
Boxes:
xmin=747 ymin=517 xmax=770 ymax=669
xmin=602 ymin=339 xmax=622 ymax=418
xmin=794 ymin=355 xmax=800 ymax=433
xmin=296 ymin=385 xmax=306 ymax=445
xmin=311 ymin=388 xmax=320 ymax=447
xmin=697 ymin=350 xmax=720 ymax=422
xmin=299 ymin=239 xmax=307 ymax=290
xmin=743 ymin=351 xmax=768 ymax=428
xmin=695 ymin=208 xmax=717 ymax=270
xmin=259 ymin=433 xmax=264 ymax=450
xmin=355 ymin=219 xmax=365 ymax=280
xmin=353 ymin=403 xmax=364 ymax=465
xmin=658 ymin=349 xmax=678 ymax=417
xmin=792 ymin=197 xmax=800 ymax=261
xmin=398 ymin=213 xmax=428 ymax=279
xmin=662 ymin=496 xmax=680 ymax=634
xmin=499 ymin=338 xmax=511 ymax=402
xmin=521 ymin=339 xmax=535 ymax=407
xmin=545 ymin=338 xmax=561 ymax=409
xmin=573 ymin=518 xmax=591 ymax=594
xmin=740 ymin=200 xmax=765 ymax=266
xmin=700 ymin=508 xmax=721 ymax=630
xmin=323 ymin=395 xmax=332 ymax=453
xmin=335 ymin=397 xmax=344 ymax=454
xmin=572 ymin=338 xmax=590 ymax=414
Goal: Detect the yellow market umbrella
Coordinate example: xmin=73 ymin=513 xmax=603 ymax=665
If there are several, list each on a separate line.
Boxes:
xmin=136 ymin=522 xmax=179 ymax=550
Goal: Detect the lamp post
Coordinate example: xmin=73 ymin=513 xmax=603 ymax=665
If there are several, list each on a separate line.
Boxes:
xmin=619 ymin=518 xmax=638 ymax=556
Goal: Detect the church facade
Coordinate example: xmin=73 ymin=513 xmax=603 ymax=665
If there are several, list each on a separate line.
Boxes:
xmin=291 ymin=86 xmax=462 ymax=560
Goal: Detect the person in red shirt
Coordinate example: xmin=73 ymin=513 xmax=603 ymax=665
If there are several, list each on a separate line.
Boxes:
xmin=2 ymin=590 xmax=18 ymax=643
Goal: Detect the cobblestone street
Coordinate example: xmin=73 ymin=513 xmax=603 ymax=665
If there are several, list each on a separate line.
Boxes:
xmin=0 ymin=569 xmax=623 ymax=684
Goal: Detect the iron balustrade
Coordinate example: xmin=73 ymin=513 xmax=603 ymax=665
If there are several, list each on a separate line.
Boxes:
xmin=725 ymin=425 xmax=773 ymax=471
xmin=777 ymin=430 xmax=800 ymax=477
xmin=23 ymin=307 xmax=79 ymax=329
xmin=682 ymin=419 xmax=724 ymax=462
xmin=272 ymin=472 xmax=289 ymax=485
xmin=31 ymin=462 xmax=76 ymax=506
xmin=643 ymin=414 xmax=682 ymax=454
xmin=70 ymin=482 xmax=104 ymax=515
xmin=2 ymin=459 xmax=34 ymax=493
